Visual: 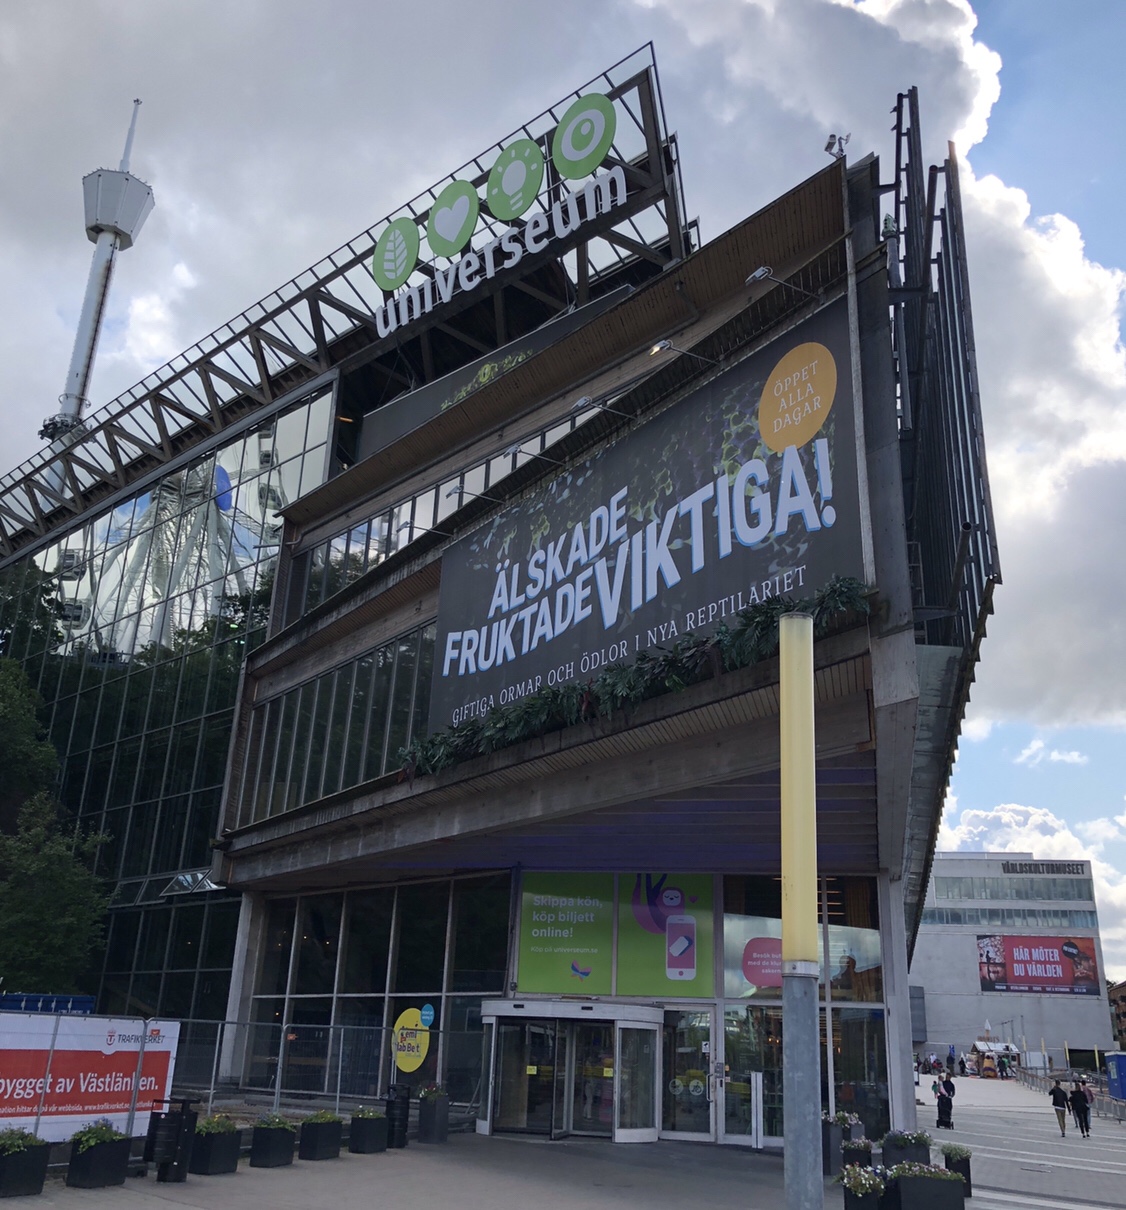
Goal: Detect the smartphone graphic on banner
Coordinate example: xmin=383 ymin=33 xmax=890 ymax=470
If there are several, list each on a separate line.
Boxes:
xmin=666 ymin=915 xmax=696 ymax=980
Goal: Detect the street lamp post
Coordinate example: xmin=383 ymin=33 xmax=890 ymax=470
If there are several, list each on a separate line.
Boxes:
xmin=780 ymin=614 xmax=822 ymax=1210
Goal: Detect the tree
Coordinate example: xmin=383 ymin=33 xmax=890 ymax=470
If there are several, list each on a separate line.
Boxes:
xmin=0 ymin=793 xmax=109 ymax=993
xmin=0 ymin=658 xmax=58 ymax=833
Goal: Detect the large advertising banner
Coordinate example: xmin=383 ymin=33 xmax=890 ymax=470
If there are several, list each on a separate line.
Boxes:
xmin=517 ymin=873 xmax=615 ymax=994
xmin=617 ymin=873 xmax=714 ymax=997
xmin=0 ymin=1015 xmax=180 ymax=1141
xmin=977 ymin=934 xmax=1100 ymax=995
xmin=431 ymin=298 xmax=864 ymax=729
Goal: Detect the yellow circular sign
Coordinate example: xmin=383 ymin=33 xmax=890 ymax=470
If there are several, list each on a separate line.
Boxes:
xmin=759 ymin=342 xmax=837 ymax=452
xmin=391 ymin=1007 xmax=430 ymax=1073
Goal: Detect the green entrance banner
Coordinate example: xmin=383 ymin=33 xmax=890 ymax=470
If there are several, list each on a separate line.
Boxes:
xmin=616 ymin=873 xmax=714 ymax=996
xmin=517 ymin=873 xmax=614 ymax=994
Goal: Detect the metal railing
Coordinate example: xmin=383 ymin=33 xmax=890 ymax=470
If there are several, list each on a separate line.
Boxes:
xmin=171 ymin=1018 xmax=482 ymax=1120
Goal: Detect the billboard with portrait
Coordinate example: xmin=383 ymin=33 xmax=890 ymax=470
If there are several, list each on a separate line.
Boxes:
xmin=976 ymin=934 xmax=1099 ymax=995
xmin=430 ymin=297 xmax=867 ymax=729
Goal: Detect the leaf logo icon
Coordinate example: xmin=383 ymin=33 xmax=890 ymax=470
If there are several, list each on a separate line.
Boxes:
xmin=371 ymin=217 xmax=419 ymax=292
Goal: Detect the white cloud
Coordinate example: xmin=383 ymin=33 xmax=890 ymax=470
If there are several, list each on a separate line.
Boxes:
xmin=1049 ymin=749 xmax=1088 ymax=765
xmin=1014 ymin=739 xmax=1045 ymax=767
xmin=960 ymin=717 xmax=994 ymax=743
xmin=941 ymin=802 xmax=1126 ymax=980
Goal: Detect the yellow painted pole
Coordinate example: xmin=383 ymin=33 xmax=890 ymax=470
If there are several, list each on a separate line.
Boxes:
xmin=779 ymin=613 xmax=821 ymax=1210
xmin=780 ymin=613 xmax=818 ymax=965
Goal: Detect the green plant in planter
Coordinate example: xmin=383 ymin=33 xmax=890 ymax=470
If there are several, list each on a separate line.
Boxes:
xmin=843 ymin=1137 xmax=874 ymax=1152
xmin=196 ymin=1114 xmax=238 ymax=1135
xmin=0 ymin=1127 xmax=50 ymax=1198
xmin=302 ymin=1110 xmax=343 ymax=1124
xmin=939 ymin=1143 xmax=972 ymax=1161
xmin=255 ymin=1113 xmax=295 ymax=1131
xmin=837 ymin=1164 xmax=885 ymax=1195
xmin=888 ymin=1161 xmax=963 ymax=1180
xmin=824 ymin=1110 xmax=862 ymax=1128
xmin=70 ymin=1119 xmax=126 ymax=1152
xmin=418 ymin=1083 xmax=447 ymax=1100
xmin=883 ymin=1129 xmax=933 ymax=1148
xmin=0 ymin=1127 xmax=44 ymax=1154
xmin=352 ymin=1105 xmax=385 ymax=1119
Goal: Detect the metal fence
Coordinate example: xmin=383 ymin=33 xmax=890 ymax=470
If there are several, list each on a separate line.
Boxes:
xmin=1014 ymin=1065 xmax=1125 ymax=1124
xmin=172 ymin=1018 xmax=484 ymax=1118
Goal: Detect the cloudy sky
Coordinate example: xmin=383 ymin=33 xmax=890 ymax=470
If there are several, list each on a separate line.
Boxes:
xmin=1 ymin=1 xmax=1124 ymax=976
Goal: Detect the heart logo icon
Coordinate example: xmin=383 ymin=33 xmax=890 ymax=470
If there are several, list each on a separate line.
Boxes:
xmin=434 ymin=195 xmax=470 ymax=244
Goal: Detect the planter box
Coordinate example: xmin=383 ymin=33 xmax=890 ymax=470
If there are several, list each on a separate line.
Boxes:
xmin=944 ymin=1156 xmax=971 ymax=1198
xmin=349 ymin=1116 xmax=388 ymax=1154
xmin=882 ymin=1141 xmax=930 ymax=1169
xmin=842 ymin=1149 xmax=874 ymax=1169
xmin=844 ymin=1191 xmax=880 ymax=1210
xmin=66 ymin=1137 xmax=131 ymax=1189
xmin=883 ymin=1174 xmax=965 ymax=1210
xmin=823 ymin=1122 xmax=846 ymax=1176
xmin=417 ymin=1095 xmax=449 ymax=1144
xmin=189 ymin=1130 xmax=242 ymax=1175
xmin=298 ymin=1120 xmax=342 ymax=1161
xmin=249 ymin=1126 xmax=295 ymax=1168
xmin=0 ymin=1144 xmax=49 ymax=1198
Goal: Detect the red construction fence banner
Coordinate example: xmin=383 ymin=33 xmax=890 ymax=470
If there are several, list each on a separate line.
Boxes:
xmin=0 ymin=1014 xmax=180 ymax=1141
xmin=976 ymin=934 xmax=1100 ymax=995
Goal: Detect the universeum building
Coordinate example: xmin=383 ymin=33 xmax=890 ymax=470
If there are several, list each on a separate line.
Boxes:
xmin=0 ymin=51 xmax=997 ymax=1145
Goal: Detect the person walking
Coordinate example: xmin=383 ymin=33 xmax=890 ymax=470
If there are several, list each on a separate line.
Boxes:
xmin=1050 ymin=1080 xmax=1069 ymax=1136
xmin=1070 ymin=1081 xmax=1091 ymax=1138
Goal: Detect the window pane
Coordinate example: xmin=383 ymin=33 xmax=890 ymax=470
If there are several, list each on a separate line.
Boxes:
xmin=450 ymin=875 xmax=510 ymax=992
xmin=826 ymin=877 xmax=882 ymax=1002
xmin=384 ymin=634 xmax=418 ymax=766
xmin=293 ymin=895 xmax=343 ymax=995
xmin=202 ymin=900 xmax=241 ymax=969
xmin=168 ymin=903 xmax=206 ymax=969
xmin=259 ymin=899 xmax=296 ymax=996
xmin=341 ymin=889 xmax=394 ymax=994
xmin=393 ymin=883 xmax=449 ymax=993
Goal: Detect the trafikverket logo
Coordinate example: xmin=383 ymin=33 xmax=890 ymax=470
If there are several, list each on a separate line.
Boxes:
xmin=370 ymin=93 xmax=618 ymax=295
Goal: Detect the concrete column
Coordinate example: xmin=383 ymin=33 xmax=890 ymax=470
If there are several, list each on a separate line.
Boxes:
xmin=879 ymin=872 xmax=917 ymax=1130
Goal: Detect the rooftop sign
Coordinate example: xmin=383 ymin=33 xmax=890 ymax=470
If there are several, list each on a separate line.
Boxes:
xmin=366 ymin=93 xmax=627 ymax=341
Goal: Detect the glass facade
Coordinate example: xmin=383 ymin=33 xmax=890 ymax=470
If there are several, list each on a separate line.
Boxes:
xmin=934 ymin=876 xmax=1094 ymax=902
xmin=236 ymin=621 xmax=435 ymax=826
xmin=249 ymin=874 xmax=510 ymax=1101
xmin=920 ymin=906 xmax=1098 ymax=929
xmin=0 ymin=390 xmax=332 ymax=1016
xmin=292 ymin=402 xmax=606 ymax=619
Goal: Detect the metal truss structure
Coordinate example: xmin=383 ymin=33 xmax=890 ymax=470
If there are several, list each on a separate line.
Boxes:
xmin=890 ymin=87 xmax=1002 ymax=943
xmin=0 ymin=45 xmax=688 ymax=566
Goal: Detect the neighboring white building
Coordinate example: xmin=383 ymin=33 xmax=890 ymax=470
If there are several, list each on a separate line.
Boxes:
xmin=910 ymin=852 xmax=1113 ymax=1067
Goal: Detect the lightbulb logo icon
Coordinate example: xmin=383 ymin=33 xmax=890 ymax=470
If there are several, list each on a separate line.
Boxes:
xmin=427 ymin=179 xmax=480 ymax=259
xmin=371 ymin=217 xmax=420 ymax=292
xmin=487 ymin=138 xmax=545 ymax=221
xmin=552 ymin=93 xmax=617 ymax=180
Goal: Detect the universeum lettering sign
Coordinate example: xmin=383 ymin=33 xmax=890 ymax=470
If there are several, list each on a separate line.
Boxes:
xmin=430 ymin=299 xmax=867 ymax=729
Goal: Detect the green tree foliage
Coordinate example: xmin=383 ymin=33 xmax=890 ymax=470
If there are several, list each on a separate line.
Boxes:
xmin=0 ymin=793 xmax=109 ymax=993
xmin=0 ymin=659 xmax=58 ymax=833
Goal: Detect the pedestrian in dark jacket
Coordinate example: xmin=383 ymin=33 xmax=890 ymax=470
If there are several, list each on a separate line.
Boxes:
xmin=1070 ymin=1082 xmax=1091 ymax=1137
xmin=1049 ymin=1080 xmax=1069 ymax=1136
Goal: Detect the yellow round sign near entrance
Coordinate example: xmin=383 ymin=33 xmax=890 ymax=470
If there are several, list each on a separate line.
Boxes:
xmin=758 ymin=342 xmax=837 ymax=452
xmin=392 ymin=1007 xmax=430 ymax=1073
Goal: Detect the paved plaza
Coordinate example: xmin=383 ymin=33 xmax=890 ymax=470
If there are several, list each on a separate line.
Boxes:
xmin=30 ymin=1077 xmax=1125 ymax=1210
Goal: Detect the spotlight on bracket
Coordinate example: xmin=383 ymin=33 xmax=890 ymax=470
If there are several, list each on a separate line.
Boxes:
xmin=648 ymin=339 xmax=720 ymax=366
xmin=745 ymin=266 xmax=820 ymax=301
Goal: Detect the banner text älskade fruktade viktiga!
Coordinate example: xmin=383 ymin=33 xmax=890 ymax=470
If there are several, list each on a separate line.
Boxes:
xmin=430 ymin=299 xmax=865 ymax=730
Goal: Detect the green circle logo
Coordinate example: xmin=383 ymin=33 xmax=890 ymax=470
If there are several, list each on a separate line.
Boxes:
xmin=487 ymin=139 xmax=545 ymax=220
xmin=427 ymin=180 xmax=480 ymax=259
xmin=371 ymin=217 xmax=420 ymax=292
xmin=551 ymin=93 xmax=616 ymax=180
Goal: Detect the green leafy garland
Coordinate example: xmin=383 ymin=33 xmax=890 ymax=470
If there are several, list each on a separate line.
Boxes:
xmin=400 ymin=575 xmax=869 ymax=779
